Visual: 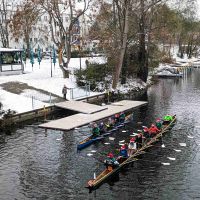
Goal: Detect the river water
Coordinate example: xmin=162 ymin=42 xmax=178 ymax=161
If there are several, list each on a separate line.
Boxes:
xmin=1 ymin=69 xmax=200 ymax=200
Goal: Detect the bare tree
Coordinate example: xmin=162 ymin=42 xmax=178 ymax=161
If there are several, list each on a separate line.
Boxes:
xmin=36 ymin=0 xmax=92 ymax=78
xmin=0 ymin=0 xmax=10 ymax=47
xmin=9 ymin=0 xmax=40 ymax=55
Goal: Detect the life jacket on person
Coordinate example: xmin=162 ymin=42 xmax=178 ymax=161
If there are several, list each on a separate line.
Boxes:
xmin=92 ymin=123 xmax=100 ymax=137
xmin=163 ymin=115 xmax=173 ymax=121
xmin=135 ymin=133 xmax=143 ymax=148
xmin=119 ymin=112 xmax=125 ymax=122
xmin=155 ymin=118 xmax=162 ymax=129
xmin=114 ymin=113 xmax=120 ymax=123
xmin=128 ymin=137 xmax=137 ymax=150
xmin=104 ymin=153 xmax=119 ymax=170
xmin=148 ymin=124 xmax=159 ymax=135
xmin=99 ymin=122 xmax=105 ymax=133
xmin=119 ymin=145 xmax=128 ymax=158
xmin=142 ymin=126 xmax=150 ymax=138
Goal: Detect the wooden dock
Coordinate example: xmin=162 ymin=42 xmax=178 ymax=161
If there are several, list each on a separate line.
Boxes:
xmin=39 ymin=100 xmax=147 ymax=131
xmin=55 ymin=100 xmax=107 ymax=114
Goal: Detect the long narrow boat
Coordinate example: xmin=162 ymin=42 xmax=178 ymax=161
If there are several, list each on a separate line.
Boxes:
xmin=86 ymin=115 xmax=176 ymax=191
xmin=77 ymin=114 xmax=132 ymax=151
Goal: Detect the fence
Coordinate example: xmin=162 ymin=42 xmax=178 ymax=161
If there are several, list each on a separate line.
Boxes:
xmin=23 ymin=92 xmax=54 ymax=109
xmin=70 ymin=84 xmax=90 ymax=100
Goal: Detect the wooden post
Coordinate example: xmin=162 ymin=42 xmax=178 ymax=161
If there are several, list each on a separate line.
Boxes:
xmin=43 ymin=105 xmax=47 ymax=121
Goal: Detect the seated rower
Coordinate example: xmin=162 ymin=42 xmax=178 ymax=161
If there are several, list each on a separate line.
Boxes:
xmin=119 ymin=112 xmax=126 ymax=123
xmin=135 ymin=133 xmax=144 ymax=149
xmin=92 ymin=123 xmax=100 ymax=138
xmin=99 ymin=122 xmax=105 ymax=134
xmin=128 ymin=137 xmax=137 ymax=156
xmin=142 ymin=126 xmax=150 ymax=141
xmin=104 ymin=153 xmax=119 ymax=171
xmin=114 ymin=113 xmax=120 ymax=124
xmin=148 ymin=124 xmax=160 ymax=137
xmin=106 ymin=117 xmax=115 ymax=130
xmin=117 ymin=144 xmax=128 ymax=162
xmin=156 ymin=118 xmax=162 ymax=130
xmin=162 ymin=114 xmax=173 ymax=125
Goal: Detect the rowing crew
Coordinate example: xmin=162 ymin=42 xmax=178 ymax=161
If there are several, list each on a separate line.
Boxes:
xmin=91 ymin=112 xmax=126 ymax=138
xmin=104 ymin=114 xmax=175 ymax=171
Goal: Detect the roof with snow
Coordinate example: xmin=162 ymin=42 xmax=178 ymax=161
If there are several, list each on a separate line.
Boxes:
xmin=0 ymin=48 xmax=23 ymax=52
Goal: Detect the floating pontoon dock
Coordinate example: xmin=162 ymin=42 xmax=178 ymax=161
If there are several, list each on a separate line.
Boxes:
xmin=39 ymin=100 xmax=147 ymax=131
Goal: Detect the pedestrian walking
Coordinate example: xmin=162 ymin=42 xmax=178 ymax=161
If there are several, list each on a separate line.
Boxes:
xmin=62 ymin=84 xmax=67 ymax=99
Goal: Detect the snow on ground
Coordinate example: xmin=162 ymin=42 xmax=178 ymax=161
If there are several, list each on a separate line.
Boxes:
xmin=0 ymin=54 xmax=197 ymax=114
xmin=0 ymin=57 xmax=106 ymax=113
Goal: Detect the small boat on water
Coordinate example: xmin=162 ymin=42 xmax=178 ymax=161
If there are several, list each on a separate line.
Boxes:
xmin=77 ymin=114 xmax=132 ymax=151
xmin=86 ymin=115 xmax=176 ymax=191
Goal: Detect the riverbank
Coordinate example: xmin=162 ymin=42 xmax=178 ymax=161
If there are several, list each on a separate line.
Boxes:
xmin=0 ymin=55 xmax=198 ymax=116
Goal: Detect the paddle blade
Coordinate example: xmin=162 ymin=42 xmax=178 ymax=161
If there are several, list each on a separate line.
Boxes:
xmin=109 ymin=137 xmax=115 ymax=141
xmin=91 ymin=150 xmax=97 ymax=153
xmin=161 ymin=144 xmax=165 ymax=148
xmin=179 ymin=143 xmax=187 ymax=147
xmin=174 ymin=149 xmax=181 ymax=152
xmin=119 ymin=140 xmax=125 ymax=143
xmin=187 ymin=135 xmax=194 ymax=139
xmin=104 ymin=143 xmax=110 ymax=145
xmin=161 ymin=162 xmax=170 ymax=166
xmin=167 ymin=157 xmax=176 ymax=161
xmin=122 ymin=130 xmax=127 ymax=133
xmin=94 ymin=173 xmax=96 ymax=179
xmin=87 ymin=153 xmax=93 ymax=157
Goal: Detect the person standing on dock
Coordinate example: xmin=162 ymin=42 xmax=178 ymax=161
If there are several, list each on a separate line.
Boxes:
xmin=62 ymin=84 xmax=68 ymax=100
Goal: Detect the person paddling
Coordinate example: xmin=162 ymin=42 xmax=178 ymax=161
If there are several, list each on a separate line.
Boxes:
xmin=117 ymin=144 xmax=128 ymax=162
xmin=163 ymin=114 xmax=173 ymax=125
xmin=99 ymin=122 xmax=105 ymax=134
xmin=128 ymin=137 xmax=137 ymax=156
xmin=119 ymin=112 xmax=126 ymax=123
xmin=155 ymin=118 xmax=162 ymax=129
xmin=148 ymin=124 xmax=159 ymax=137
xmin=92 ymin=123 xmax=100 ymax=138
xmin=104 ymin=153 xmax=119 ymax=171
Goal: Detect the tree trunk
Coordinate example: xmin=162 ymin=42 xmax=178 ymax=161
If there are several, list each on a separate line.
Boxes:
xmin=137 ymin=0 xmax=148 ymax=83
xmin=112 ymin=2 xmax=129 ymax=89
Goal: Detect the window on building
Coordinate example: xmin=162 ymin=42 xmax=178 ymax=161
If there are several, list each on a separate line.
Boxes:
xmin=34 ymin=38 xmax=37 ymax=42
xmin=30 ymin=38 xmax=32 ymax=42
xmin=65 ymin=17 xmax=68 ymax=22
xmin=44 ymin=16 xmax=48 ymax=21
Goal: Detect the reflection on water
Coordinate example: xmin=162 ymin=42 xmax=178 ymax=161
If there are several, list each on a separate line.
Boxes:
xmin=1 ymin=69 xmax=200 ymax=199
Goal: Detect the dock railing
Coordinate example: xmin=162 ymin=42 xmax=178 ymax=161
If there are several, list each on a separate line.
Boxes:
xmin=70 ymin=84 xmax=90 ymax=100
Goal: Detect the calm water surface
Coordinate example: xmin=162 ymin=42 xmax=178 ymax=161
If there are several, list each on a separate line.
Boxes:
xmin=1 ymin=69 xmax=200 ymax=200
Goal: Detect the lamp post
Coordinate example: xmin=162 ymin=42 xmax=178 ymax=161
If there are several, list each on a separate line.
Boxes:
xmin=37 ymin=45 xmax=41 ymax=68
xmin=30 ymin=46 xmax=34 ymax=71
xmin=50 ymin=45 xmax=52 ymax=77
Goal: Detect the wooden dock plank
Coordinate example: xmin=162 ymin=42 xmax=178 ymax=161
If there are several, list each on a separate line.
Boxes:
xmin=39 ymin=100 xmax=147 ymax=131
xmin=55 ymin=100 xmax=107 ymax=114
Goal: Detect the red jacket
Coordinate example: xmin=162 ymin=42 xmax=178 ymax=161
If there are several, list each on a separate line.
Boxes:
xmin=149 ymin=126 xmax=159 ymax=134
